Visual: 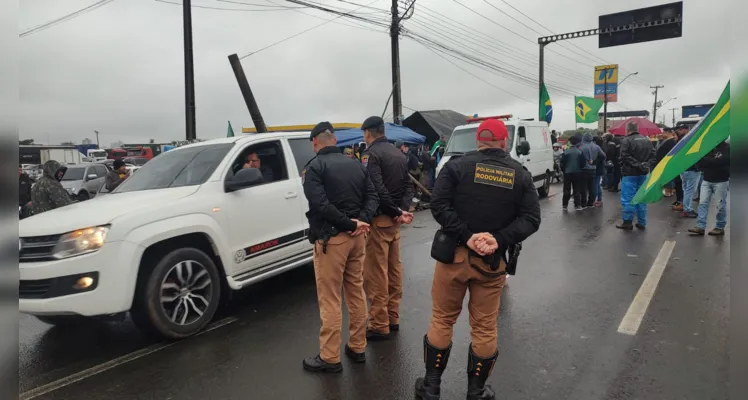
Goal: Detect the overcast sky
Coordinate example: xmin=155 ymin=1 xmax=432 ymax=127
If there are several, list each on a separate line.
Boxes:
xmin=19 ymin=0 xmax=732 ymax=146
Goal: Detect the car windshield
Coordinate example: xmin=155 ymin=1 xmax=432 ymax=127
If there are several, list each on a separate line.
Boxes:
xmin=445 ymin=125 xmax=516 ymax=155
xmin=60 ymin=167 xmax=85 ymax=181
xmin=114 ymin=143 xmax=233 ymax=193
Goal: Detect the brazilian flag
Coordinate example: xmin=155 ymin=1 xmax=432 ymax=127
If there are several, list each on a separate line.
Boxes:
xmin=633 ymin=81 xmax=731 ymax=204
xmin=539 ymin=83 xmax=553 ymax=124
xmin=575 ymin=96 xmax=604 ymax=123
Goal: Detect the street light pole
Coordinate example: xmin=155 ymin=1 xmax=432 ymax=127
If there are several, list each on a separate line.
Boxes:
xmin=618 ymin=71 xmax=639 ymax=87
xmin=94 ymin=130 xmax=100 ymax=147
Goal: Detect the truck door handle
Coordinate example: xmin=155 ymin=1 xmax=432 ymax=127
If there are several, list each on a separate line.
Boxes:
xmin=285 ymin=192 xmax=298 ymax=199
xmin=526 ymin=158 xmax=531 ymax=162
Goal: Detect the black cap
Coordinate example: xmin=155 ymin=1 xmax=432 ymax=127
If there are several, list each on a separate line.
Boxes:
xmin=113 ymin=159 xmax=125 ymax=169
xmin=310 ymin=121 xmax=334 ymax=141
xmin=361 ymin=116 xmax=384 ymax=131
xmin=675 ymin=122 xmax=689 ymax=130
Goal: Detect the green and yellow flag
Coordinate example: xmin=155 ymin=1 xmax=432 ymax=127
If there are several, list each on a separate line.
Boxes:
xmin=227 ymin=121 xmax=235 ymax=137
xmin=539 ymin=83 xmax=553 ymax=124
xmin=575 ymin=96 xmax=604 ymax=123
xmin=633 ymin=81 xmax=731 ymax=204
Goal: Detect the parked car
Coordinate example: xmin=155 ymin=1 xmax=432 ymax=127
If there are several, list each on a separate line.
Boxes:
xmin=19 ymin=132 xmax=318 ymax=338
xmin=59 ymin=163 xmax=109 ymax=201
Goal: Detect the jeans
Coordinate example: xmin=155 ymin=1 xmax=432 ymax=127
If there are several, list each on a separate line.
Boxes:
xmin=681 ymin=171 xmax=702 ymax=212
xmin=595 ymin=174 xmax=604 ymax=201
xmin=605 ymin=166 xmax=614 ymax=189
xmin=696 ymin=181 xmax=728 ymax=229
xmin=621 ymin=175 xmax=648 ymax=225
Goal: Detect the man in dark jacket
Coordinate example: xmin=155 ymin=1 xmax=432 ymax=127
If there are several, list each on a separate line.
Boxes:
xmin=688 ymin=140 xmax=730 ymax=236
xmin=105 ymin=159 xmax=129 ymax=192
xmin=616 ymin=123 xmax=656 ymax=230
xmin=31 ymin=160 xmax=73 ymax=215
xmin=19 ymin=166 xmax=33 ymax=219
xmin=559 ymin=135 xmax=584 ymax=211
xmin=415 ymin=118 xmax=540 ymax=399
xmin=361 ymin=116 xmax=414 ymax=340
xmin=302 ymin=122 xmax=379 ymax=373
xmin=579 ymin=133 xmax=605 ymax=208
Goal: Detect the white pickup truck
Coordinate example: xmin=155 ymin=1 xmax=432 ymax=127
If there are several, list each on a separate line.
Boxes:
xmin=19 ymin=132 xmax=320 ymax=338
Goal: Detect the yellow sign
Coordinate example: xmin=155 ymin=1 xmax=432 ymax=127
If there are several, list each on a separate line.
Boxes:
xmin=474 ymin=163 xmax=515 ymax=189
xmin=594 ymin=64 xmax=619 ymax=84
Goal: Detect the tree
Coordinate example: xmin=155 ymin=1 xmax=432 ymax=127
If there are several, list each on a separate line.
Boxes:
xmin=19 ymin=139 xmax=34 ymax=145
xmin=149 ymin=138 xmax=155 ymax=144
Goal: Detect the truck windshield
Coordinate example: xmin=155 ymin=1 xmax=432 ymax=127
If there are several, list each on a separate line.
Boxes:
xmin=61 ymin=167 xmax=85 ymax=181
xmin=114 ymin=143 xmax=234 ymax=193
xmin=90 ymin=151 xmax=106 ymax=157
xmin=445 ymin=125 xmax=515 ymax=155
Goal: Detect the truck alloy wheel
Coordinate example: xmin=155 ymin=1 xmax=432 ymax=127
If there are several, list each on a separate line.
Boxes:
xmin=160 ymin=260 xmax=213 ymax=326
xmin=131 ymin=247 xmax=221 ymax=339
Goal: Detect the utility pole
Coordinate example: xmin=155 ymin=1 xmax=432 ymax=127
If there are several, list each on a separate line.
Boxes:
xmin=390 ymin=0 xmax=402 ymax=124
xmin=669 ymin=107 xmax=678 ymax=127
xmin=183 ymin=0 xmax=197 ymax=141
xmin=650 ymin=85 xmax=664 ymax=123
xmin=94 ymin=130 xmax=100 ymax=147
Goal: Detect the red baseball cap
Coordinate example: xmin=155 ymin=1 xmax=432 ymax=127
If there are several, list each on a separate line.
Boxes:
xmin=476 ymin=119 xmax=508 ymax=141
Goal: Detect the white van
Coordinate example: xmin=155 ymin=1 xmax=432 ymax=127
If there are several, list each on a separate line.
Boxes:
xmin=435 ymin=116 xmax=554 ymax=197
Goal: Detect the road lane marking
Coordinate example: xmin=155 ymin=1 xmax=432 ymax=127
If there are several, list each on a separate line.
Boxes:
xmin=617 ymin=240 xmax=676 ymax=335
xmin=20 ymin=316 xmax=238 ymax=400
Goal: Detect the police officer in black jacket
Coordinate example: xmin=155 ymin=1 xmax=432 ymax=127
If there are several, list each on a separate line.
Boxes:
xmin=360 ymin=116 xmax=415 ymax=340
xmin=302 ymin=122 xmax=379 ymax=373
xmin=415 ymin=118 xmax=541 ymax=400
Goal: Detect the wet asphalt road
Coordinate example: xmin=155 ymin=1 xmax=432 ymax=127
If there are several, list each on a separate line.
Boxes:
xmin=19 ymin=184 xmax=729 ymax=400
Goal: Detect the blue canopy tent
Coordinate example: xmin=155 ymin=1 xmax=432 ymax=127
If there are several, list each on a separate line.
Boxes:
xmin=334 ymin=123 xmax=425 ymax=147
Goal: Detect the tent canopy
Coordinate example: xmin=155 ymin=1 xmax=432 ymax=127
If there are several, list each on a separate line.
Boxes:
xmin=334 ymin=123 xmax=425 ymax=147
xmin=402 ymin=110 xmax=468 ymax=145
xmin=608 ymin=117 xmax=662 ymax=136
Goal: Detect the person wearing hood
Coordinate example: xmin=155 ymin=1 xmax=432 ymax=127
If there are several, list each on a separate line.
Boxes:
xmin=31 ymin=160 xmax=73 ymax=215
xmin=579 ymin=133 xmax=606 ymax=208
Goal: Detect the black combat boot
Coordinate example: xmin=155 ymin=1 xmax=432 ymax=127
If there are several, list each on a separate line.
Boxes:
xmin=466 ymin=345 xmax=498 ymax=400
xmin=415 ymin=335 xmax=452 ymax=399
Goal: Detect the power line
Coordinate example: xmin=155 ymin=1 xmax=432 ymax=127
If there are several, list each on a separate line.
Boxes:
xmin=239 ymin=0 xmax=385 ymax=59
xmin=492 ymin=0 xmax=651 ymax=87
xmin=158 ymin=0 xmax=303 ymax=12
xmin=408 ymin=35 xmax=533 ymax=103
xmin=20 ymin=0 xmax=116 ymax=38
xmin=412 ymin=4 xmax=592 ymax=84
xmin=405 ymin=13 xmax=591 ymax=88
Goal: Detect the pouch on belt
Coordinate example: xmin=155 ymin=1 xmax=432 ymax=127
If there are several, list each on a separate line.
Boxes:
xmin=430 ymin=229 xmax=458 ymax=264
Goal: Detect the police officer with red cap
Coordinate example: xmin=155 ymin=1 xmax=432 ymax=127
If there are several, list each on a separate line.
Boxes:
xmin=415 ymin=118 xmax=541 ymax=399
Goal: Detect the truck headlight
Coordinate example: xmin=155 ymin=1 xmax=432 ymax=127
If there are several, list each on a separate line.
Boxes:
xmin=52 ymin=226 xmax=109 ymax=259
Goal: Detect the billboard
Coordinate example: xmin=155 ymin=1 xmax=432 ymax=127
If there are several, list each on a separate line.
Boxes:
xmin=682 ymin=104 xmax=714 ymax=118
xmin=594 ymin=64 xmax=618 ymax=102
xmin=599 ymin=2 xmax=683 ymax=49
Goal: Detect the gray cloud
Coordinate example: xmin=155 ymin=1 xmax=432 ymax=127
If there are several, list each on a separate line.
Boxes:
xmin=20 ymin=0 xmax=731 ymax=145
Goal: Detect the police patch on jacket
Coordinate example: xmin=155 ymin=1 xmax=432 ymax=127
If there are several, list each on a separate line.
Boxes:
xmin=474 ymin=163 xmax=515 ymax=189
xmin=361 ymin=155 xmax=369 ymax=167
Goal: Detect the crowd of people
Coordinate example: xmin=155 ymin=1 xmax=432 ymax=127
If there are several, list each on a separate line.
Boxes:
xmin=554 ymin=122 xmax=730 ymax=235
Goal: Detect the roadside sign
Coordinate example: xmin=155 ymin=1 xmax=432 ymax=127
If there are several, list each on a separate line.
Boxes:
xmin=594 ymin=64 xmax=618 ymax=102
xmin=599 ymin=1 xmax=683 ymax=48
